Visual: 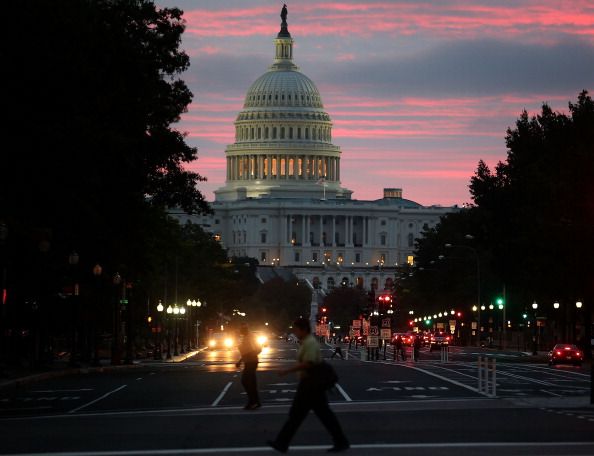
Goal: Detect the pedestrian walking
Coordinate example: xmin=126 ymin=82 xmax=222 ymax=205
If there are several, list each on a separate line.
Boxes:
xmin=268 ymin=318 xmax=349 ymax=453
xmin=330 ymin=340 xmax=344 ymax=359
xmin=413 ymin=334 xmax=421 ymax=361
xmin=236 ymin=325 xmax=261 ymax=410
xmin=393 ymin=335 xmax=402 ymax=361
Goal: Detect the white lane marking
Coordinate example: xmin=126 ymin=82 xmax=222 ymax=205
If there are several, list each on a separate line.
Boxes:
xmin=495 ymin=370 xmax=557 ymax=386
xmin=135 ymin=378 xmax=143 ymax=381
xmin=0 ymin=397 xmax=489 ymax=421
xmin=540 ymin=389 xmax=562 ymax=397
xmin=4 ymin=441 xmax=594 ymax=455
xmin=403 ymin=365 xmax=482 ymax=395
xmin=211 ymin=381 xmax=233 ymax=407
xmin=67 ymin=385 xmax=127 ymax=414
xmin=335 ymin=383 xmax=352 ymax=402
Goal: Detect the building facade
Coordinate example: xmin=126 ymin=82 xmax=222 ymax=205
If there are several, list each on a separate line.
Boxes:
xmin=178 ymin=10 xmax=457 ymax=292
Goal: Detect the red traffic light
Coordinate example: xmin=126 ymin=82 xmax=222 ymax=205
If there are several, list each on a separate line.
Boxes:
xmin=321 ymin=307 xmax=327 ymax=313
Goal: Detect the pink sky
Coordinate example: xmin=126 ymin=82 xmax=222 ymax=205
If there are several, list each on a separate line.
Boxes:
xmin=159 ymin=0 xmax=594 ymax=206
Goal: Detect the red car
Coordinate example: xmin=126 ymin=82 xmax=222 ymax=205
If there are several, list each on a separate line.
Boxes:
xmin=548 ymin=344 xmax=583 ymax=366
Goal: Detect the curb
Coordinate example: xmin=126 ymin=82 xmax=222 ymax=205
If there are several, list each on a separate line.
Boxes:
xmin=0 ymin=348 xmax=206 ymax=390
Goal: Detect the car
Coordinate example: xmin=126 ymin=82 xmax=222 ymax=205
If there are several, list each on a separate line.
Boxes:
xmin=208 ymin=332 xmax=235 ymax=350
xmin=429 ymin=331 xmax=451 ymax=350
xmin=548 ymin=344 xmax=583 ymax=366
xmin=391 ymin=333 xmax=412 ymax=346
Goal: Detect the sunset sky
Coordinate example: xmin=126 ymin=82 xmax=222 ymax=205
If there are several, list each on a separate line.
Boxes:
xmin=158 ymin=0 xmax=594 ymax=206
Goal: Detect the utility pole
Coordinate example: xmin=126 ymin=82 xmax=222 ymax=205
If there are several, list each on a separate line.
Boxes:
xmin=502 ymin=284 xmax=507 ymax=350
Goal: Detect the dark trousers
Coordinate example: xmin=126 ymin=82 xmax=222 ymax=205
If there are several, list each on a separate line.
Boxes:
xmin=242 ymin=362 xmax=260 ymax=405
xmin=330 ymin=347 xmax=343 ymax=359
xmin=274 ymin=381 xmax=348 ymax=450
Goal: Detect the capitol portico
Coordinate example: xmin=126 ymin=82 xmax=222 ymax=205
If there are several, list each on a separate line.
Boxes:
xmin=178 ymin=7 xmax=457 ymax=292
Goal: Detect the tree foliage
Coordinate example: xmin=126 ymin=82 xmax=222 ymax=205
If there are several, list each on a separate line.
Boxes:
xmin=410 ymin=91 xmax=594 ymax=324
xmin=2 ymin=0 xmax=209 ymax=276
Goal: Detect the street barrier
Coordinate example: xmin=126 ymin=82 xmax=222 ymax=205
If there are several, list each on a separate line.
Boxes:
xmin=478 ymin=356 xmax=496 ymax=397
xmin=440 ymin=345 xmax=449 ymax=363
xmin=360 ymin=348 xmax=367 ymax=361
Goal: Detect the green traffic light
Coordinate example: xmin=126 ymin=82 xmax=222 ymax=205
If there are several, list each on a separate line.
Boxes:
xmin=522 ymin=313 xmax=527 ymax=319
xmin=496 ymin=297 xmax=504 ymax=305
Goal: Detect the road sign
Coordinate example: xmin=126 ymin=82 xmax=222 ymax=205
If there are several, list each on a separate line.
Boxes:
xmin=362 ymin=320 xmax=370 ymax=335
xmin=381 ymin=318 xmax=391 ymax=328
xmin=367 ymin=335 xmax=379 ymax=347
xmin=119 ymin=299 xmax=128 ymax=304
xmin=370 ymin=326 xmax=379 ymax=336
xmin=352 ymin=329 xmax=361 ymax=337
xmin=380 ymin=328 xmax=391 ymax=340
xmin=352 ymin=320 xmax=361 ymax=329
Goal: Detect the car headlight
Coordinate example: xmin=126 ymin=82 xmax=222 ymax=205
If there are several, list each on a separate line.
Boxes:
xmin=209 ymin=339 xmax=216 ymax=347
xmin=257 ymin=335 xmax=268 ymax=345
xmin=224 ymin=337 xmax=234 ymax=348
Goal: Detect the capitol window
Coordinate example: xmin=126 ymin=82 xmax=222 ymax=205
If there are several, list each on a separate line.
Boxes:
xmin=280 ymin=127 xmax=285 ymax=139
xmin=261 ymin=232 xmax=267 ymax=243
xmin=273 ymin=127 xmax=277 ymax=139
xmin=408 ymin=233 xmax=414 ymax=247
xmin=380 ymin=234 xmax=386 ymax=246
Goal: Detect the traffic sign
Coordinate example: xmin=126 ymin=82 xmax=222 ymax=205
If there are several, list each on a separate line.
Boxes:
xmin=380 ymin=329 xmax=391 ymax=340
xmin=381 ymin=318 xmax=391 ymax=328
xmin=352 ymin=320 xmax=361 ymax=329
xmin=370 ymin=326 xmax=379 ymax=336
xmin=120 ymin=299 xmax=128 ymax=304
xmin=367 ymin=335 xmax=379 ymax=347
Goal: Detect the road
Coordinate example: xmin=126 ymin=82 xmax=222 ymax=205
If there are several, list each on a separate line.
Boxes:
xmin=0 ymin=340 xmax=592 ymax=455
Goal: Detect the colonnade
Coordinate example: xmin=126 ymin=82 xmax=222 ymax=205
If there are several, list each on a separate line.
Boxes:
xmin=280 ymin=214 xmax=368 ymax=247
xmin=227 ymin=154 xmax=340 ymax=181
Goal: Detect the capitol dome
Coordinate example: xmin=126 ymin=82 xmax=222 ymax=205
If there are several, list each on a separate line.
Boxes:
xmin=215 ymin=9 xmax=352 ymax=202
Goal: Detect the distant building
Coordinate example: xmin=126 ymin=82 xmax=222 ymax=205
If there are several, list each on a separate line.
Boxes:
xmin=175 ymin=9 xmax=457 ymax=292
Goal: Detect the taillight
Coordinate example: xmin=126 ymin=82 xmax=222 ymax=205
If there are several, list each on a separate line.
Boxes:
xmin=576 ymin=352 xmax=581 ymax=356
xmin=555 ymin=351 xmax=562 ymax=355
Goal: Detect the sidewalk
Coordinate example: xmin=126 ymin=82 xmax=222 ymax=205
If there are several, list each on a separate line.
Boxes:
xmin=0 ymin=347 xmax=205 ymax=390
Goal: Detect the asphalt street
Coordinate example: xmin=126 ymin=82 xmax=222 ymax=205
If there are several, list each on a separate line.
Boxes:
xmin=0 ymin=340 xmax=592 ymax=455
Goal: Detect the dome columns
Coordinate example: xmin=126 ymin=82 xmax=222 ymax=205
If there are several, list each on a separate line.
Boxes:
xmin=226 ymin=154 xmax=340 ymax=182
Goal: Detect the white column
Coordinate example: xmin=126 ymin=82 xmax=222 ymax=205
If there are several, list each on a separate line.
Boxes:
xmin=349 ymin=216 xmax=354 ymax=246
xmin=336 ymin=158 xmax=340 ymax=182
xmin=305 ymin=215 xmax=311 ymax=246
xmin=276 ymin=154 xmax=281 ymax=179
xmin=363 ymin=216 xmax=367 ymax=246
xmin=314 ymin=156 xmax=319 ymax=180
xmin=301 ymin=215 xmax=306 ymax=246
xmin=288 ymin=215 xmax=293 ymax=244
xmin=267 ymin=154 xmax=272 ymax=179
xmin=319 ymin=215 xmax=323 ymax=246
xmin=332 ymin=216 xmax=336 ymax=246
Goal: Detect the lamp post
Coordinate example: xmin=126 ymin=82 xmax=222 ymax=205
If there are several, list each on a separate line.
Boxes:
xmin=187 ymin=299 xmax=202 ymax=349
xmin=445 ymin=238 xmax=480 ymax=347
xmin=532 ymin=301 xmax=538 ymax=355
xmin=155 ymin=300 xmax=164 ymax=360
xmin=91 ymin=264 xmax=102 ymax=366
xmin=166 ymin=304 xmax=173 ymax=359
xmin=68 ymin=251 xmax=80 ymax=367
xmin=111 ymin=272 xmax=122 ymax=365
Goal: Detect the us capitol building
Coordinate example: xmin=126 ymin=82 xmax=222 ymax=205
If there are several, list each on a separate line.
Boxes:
xmin=178 ymin=7 xmax=457 ymax=292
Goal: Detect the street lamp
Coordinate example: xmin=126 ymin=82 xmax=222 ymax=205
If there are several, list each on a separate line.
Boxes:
xmin=165 ymin=304 xmax=173 ymax=359
xmin=68 ymin=251 xmax=80 ymax=367
xmin=531 ymin=301 xmax=538 ymax=355
xmin=445 ymin=239 xmax=481 ymax=347
xmin=91 ymin=264 xmax=102 ymax=366
xmin=155 ymin=301 xmax=164 ymax=360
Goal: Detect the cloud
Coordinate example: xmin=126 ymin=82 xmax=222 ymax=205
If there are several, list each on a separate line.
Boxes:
xmin=314 ymin=39 xmax=594 ymax=97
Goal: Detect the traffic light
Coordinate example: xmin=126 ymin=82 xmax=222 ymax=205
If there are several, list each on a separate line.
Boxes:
xmin=321 ymin=307 xmax=327 ymax=313
xmin=522 ymin=313 xmax=528 ymax=319
xmin=496 ymin=297 xmax=504 ymax=310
